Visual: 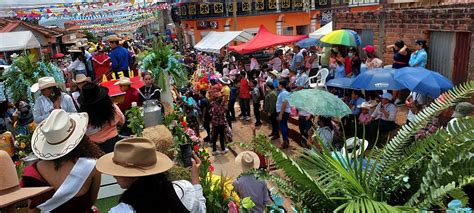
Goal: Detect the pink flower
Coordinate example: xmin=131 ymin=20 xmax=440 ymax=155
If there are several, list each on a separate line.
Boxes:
xmin=209 ymin=165 xmax=214 ymax=172
xmin=228 ymin=201 xmax=238 ymax=213
xmin=190 ymin=135 xmax=199 ymax=142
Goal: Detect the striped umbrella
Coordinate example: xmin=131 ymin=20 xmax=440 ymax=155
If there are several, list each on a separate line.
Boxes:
xmin=320 ymin=29 xmax=359 ymax=47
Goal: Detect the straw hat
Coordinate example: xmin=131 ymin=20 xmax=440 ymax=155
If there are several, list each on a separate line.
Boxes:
xmin=341 ymin=137 xmax=369 ymax=159
xmin=31 ymin=77 xmax=58 ymax=93
xmin=269 ymin=70 xmax=279 ymax=77
xmin=96 ymin=137 xmax=173 ymax=177
xmin=31 ymin=109 xmax=89 ymax=160
xmin=219 ymin=76 xmax=231 ymax=85
xmin=108 ymin=35 xmax=121 ymax=42
xmin=114 ymin=77 xmax=132 ymax=86
xmin=358 ymin=102 xmax=372 ymax=110
xmin=68 ymin=46 xmax=82 ymax=53
xmin=0 ymin=150 xmax=52 ymax=208
xmin=235 ymin=151 xmax=260 ymax=172
xmin=72 ymin=74 xmax=91 ymax=84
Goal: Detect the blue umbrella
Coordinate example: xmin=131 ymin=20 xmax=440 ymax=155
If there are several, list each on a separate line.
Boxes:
xmin=296 ymin=38 xmax=320 ymax=48
xmin=326 ymin=77 xmax=354 ymax=89
xmin=351 ymin=68 xmax=405 ymax=90
xmin=394 ymin=67 xmax=453 ymax=98
xmin=347 ymin=30 xmax=362 ymax=46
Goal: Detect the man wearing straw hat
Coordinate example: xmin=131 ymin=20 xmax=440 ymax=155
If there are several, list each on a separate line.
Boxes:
xmin=233 ymin=151 xmax=270 ymax=213
xmin=108 ymin=35 xmax=130 ymax=78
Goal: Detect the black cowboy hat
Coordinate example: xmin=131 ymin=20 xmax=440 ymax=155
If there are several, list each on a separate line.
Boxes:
xmin=78 ymin=83 xmax=109 ymax=105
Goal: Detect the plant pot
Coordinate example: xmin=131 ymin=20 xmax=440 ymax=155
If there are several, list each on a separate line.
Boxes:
xmin=180 ymin=144 xmax=193 ymax=168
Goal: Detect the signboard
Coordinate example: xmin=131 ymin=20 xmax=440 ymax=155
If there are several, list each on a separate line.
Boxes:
xmin=196 ymin=20 xmax=218 ymax=30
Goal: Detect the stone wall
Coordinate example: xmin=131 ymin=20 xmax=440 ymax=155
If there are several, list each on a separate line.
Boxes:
xmin=335 ymin=3 xmax=474 ymax=82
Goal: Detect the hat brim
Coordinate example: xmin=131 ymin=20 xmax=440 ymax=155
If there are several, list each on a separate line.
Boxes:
xmin=72 ymin=77 xmax=91 ymax=84
xmin=79 ymin=86 xmax=109 ymax=105
xmin=0 ymin=187 xmax=53 ymax=208
xmin=68 ymin=49 xmax=82 ymax=53
xmin=219 ymin=79 xmax=231 ymax=85
xmin=341 ymin=138 xmax=369 ymax=158
xmin=451 ymin=111 xmax=463 ymax=118
xmin=234 ymin=151 xmax=260 ymax=173
xmin=114 ymin=81 xmax=132 ymax=86
xmin=96 ymin=151 xmax=173 ymax=177
xmin=30 ymin=83 xmax=39 ymax=93
xmin=31 ymin=113 xmax=88 ymax=160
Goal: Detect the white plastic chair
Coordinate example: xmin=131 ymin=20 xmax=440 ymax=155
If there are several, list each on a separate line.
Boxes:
xmin=309 ymin=68 xmax=329 ymax=89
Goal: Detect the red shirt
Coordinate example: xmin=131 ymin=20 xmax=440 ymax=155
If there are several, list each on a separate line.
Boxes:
xmin=344 ymin=56 xmax=352 ymax=76
xmin=118 ymin=87 xmax=141 ymax=112
xmin=92 ymin=53 xmax=111 ymax=81
xmin=239 ymin=78 xmax=251 ymax=99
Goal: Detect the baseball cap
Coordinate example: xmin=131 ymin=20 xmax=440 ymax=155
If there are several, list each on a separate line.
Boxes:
xmin=363 ymin=45 xmax=375 ymax=53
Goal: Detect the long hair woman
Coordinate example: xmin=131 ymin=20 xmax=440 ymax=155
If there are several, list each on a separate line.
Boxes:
xmin=96 ymin=137 xmax=206 ymax=213
xmin=79 ymin=83 xmax=124 ymax=153
xmin=21 ymin=109 xmax=103 ymax=212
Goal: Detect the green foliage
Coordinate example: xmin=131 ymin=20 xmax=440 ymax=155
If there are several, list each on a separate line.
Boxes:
xmin=139 ymin=38 xmax=187 ymax=91
xmin=200 ymin=173 xmax=233 ymax=213
xmin=125 ymin=106 xmax=144 ymax=136
xmin=83 ymin=31 xmax=98 ymax=43
xmin=165 ymin=166 xmax=191 ymax=182
xmin=247 ymin=81 xmax=474 ymax=212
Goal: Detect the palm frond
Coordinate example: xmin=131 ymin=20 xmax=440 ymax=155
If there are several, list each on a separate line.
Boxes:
xmin=375 ymin=81 xmax=474 ymax=185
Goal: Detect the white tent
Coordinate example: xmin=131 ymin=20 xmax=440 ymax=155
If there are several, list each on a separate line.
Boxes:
xmin=0 ymin=31 xmax=41 ymax=52
xmin=194 ymin=31 xmax=253 ymax=54
xmin=309 ymin=22 xmax=333 ymax=39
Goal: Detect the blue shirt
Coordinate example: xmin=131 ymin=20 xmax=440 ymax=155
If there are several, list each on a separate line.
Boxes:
xmin=233 ymin=175 xmax=270 ymax=213
xmin=409 ymin=49 xmax=427 ymax=68
xmin=349 ymin=97 xmax=365 ymax=115
xmin=335 ymin=65 xmax=345 ymax=79
xmin=276 ymin=89 xmax=291 ymax=113
xmin=109 ymin=46 xmax=130 ymax=71
xmin=290 ymin=52 xmax=304 ymax=71
xmin=272 ymin=78 xmax=279 ymax=88
xmin=295 ymin=72 xmax=309 ymax=88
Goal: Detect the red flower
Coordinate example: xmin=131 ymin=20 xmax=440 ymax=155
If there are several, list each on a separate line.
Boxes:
xmin=15 ymin=161 xmax=21 ymax=166
xmin=209 ymin=165 xmax=214 ymax=172
xmin=181 ymin=121 xmax=187 ymax=128
xmin=193 ymin=145 xmax=200 ymax=151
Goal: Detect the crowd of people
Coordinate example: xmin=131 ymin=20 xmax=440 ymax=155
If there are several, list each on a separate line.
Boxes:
xmin=0 ymin=29 xmax=471 ymax=213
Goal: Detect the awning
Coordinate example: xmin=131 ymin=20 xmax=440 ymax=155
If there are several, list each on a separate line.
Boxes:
xmin=309 ymin=22 xmax=333 ymax=39
xmin=194 ymin=31 xmax=253 ymax=54
xmin=228 ymin=25 xmax=307 ymax=55
xmin=0 ymin=31 xmax=41 ymax=51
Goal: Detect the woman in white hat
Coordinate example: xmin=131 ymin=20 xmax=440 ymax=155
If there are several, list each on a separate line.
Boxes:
xmin=71 ymin=74 xmax=91 ymax=109
xmin=32 ymin=77 xmax=77 ymax=123
xmin=21 ymin=109 xmax=103 ymax=212
xmin=65 ymin=47 xmax=87 ymax=76
xmin=233 ymin=151 xmax=270 ymax=213
xmin=115 ymin=77 xmax=141 ymax=113
xmin=96 ymin=137 xmax=206 ymax=212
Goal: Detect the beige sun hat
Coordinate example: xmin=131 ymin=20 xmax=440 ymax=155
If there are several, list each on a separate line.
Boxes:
xmin=0 ymin=150 xmax=52 ymax=208
xmin=358 ymin=102 xmax=372 ymax=110
xmin=235 ymin=151 xmax=260 ymax=173
xmin=31 ymin=76 xmax=58 ymax=93
xmin=31 ymin=109 xmax=89 ymax=160
xmin=114 ymin=77 xmax=132 ymax=86
xmin=72 ymin=74 xmax=91 ymax=84
xmin=269 ymin=70 xmax=279 ymax=77
xmin=108 ymin=35 xmax=121 ymax=42
xmin=68 ymin=45 xmax=82 ymax=53
xmin=341 ymin=137 xmax=369 ymax=159
xmin=96 ymin=137 xmax=173 ymax=177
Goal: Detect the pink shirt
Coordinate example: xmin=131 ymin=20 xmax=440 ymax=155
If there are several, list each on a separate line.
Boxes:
xmin=87 ymin=104 xmax=125 ymax=143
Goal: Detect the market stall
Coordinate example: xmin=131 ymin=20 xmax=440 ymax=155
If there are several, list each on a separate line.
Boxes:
xmin=227 ymin=25 xmax=307 ymax=54
xmin=309 ymin=21 xmax=333 ymax=39
xmin=194 ymin=31 xmax=253 ymax=54
xmin=0 ymin=31 xmax=41 ymax=58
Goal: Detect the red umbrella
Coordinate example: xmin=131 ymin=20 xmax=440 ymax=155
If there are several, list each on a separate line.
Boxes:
xmin=53 ymin=53 xmax=65 ymax=59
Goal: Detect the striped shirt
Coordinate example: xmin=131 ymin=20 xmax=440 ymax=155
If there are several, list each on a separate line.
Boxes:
xmin=317 ymin=126 xmax=333 ymax=147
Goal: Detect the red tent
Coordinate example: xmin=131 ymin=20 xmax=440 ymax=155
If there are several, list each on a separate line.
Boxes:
xmin=228 ymin=25 xmax=308 ymax=54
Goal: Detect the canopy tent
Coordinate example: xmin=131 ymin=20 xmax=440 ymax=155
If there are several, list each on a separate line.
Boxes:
xmin=0 ymin=31 xmax=41 ymax=52
xmin=228 ymin=25 xmax=307 ymax=54
xmin=194 ymin=31 xmax=253 ymax=54
xmin=309 ymin=22 xmax=333 ymax=39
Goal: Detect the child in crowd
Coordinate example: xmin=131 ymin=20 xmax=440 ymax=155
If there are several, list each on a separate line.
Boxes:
xmin=250 ymin=79 xmax=262 ymax=126
xmin=358 ymin=102 xmax=372 ymax=126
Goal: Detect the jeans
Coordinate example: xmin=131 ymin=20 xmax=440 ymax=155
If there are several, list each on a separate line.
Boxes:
xmin=270 ymin=112 xmax=279 ymax=135
xmin=240 ymin=98 xmax=251 ymax=117
xmin=228 ymin=99 xmax=236 ymax=120
xmin=279 ymin=112 xmax=290 ymax=142
xmin=253 ymin=102 xmax=261 ymax=123
xmin=212 ymin=125 xmax=226 ymax=152
xmin=98 ymin=135 xmax=123 ymax=153
xmin=298 ymin=116 xmax=312 ymax=143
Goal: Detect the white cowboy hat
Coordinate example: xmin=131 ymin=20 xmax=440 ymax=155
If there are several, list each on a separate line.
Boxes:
xmin=72 ymin=74 xmax=91 ymax=84
xmin=31 ymin=109 xmax=89 ymax=160
xmin=0 ymin=150 xmax=52 ymax=208
xmin=341 ymin=137 xmax=369 ymax=159
xmin=269 ymin=70 xmax=279 ymax=77
xmin=114 ymin=77 xmax=132 ymax=86
xmin=31 ymin=77 xmax=58 ymax=93
xmin=380 ymin=92 xmax=393 ymax=101
xmin=68 ymin=45 xmax=82 ymax=53
xmin=235 ymin=151 xmax=260 ymax=173
xmin=219 ymin=76 xmax=231 ymax=85
xmin=10 ymin=53 xmax=19 ymax=58
xmin=358 ymin=102 xmax=372 ymax=110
